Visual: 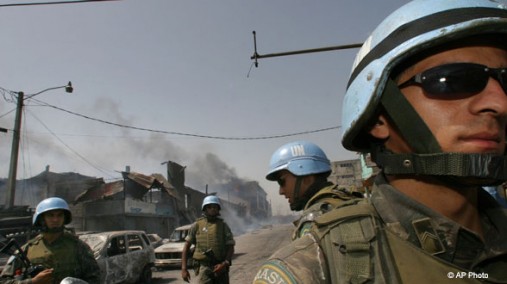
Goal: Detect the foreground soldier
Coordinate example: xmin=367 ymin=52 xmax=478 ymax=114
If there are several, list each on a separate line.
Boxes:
xmin=266 ymin=141 xmax=361 ymax=239
xmin=181 ymin=195 xmax=235 ymax=284
xmin=0 ymin=197 xmax=100 ymax=284
xmin=253 ymin=0 xmax=507 ymax=283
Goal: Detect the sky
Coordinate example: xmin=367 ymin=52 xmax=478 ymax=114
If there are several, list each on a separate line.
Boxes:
xmin=0 ymin=0 xmax=408 ymax=215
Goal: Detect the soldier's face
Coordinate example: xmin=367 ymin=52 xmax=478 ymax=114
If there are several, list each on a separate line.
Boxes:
xmin=373 ymin=45 xmax=507 ymax=155
xmin=204 ymin=204 xmax=220 ymax=217
xmin=42 ymin=210 xmax=65 ymax=229
xmin=277 ymin=171 xmax=296 ymax=204
xmin=277 ymin=171 xmax=314 ymax=207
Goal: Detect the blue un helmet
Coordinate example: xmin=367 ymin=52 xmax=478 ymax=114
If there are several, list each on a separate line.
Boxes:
xmin=266 ymin=141 xmax=331 ymax=181
xmin=202 ymin=195 xmax=221 ymax=211
xmin=33 ymin=197 xmax=72 ymax=226
xmin=342 ymin=0 xmax=507 ymax=185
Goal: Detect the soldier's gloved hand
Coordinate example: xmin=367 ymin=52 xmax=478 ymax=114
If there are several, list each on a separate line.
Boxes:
xmin=212 ymin=261 xmax=229 ymax=276
xmin=182 ymin=268 xmax=191 ymax=283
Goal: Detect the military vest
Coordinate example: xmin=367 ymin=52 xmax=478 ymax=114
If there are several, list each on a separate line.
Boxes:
xmin=192 ymin=217 xmax=226 ymax=262
xmin=25 ymin=233 xmax=81 ymax=283
xmin=311 ymin=200 xmax=507 ymax=283
xmin=293 ymin=184 xmax=363 ymax=240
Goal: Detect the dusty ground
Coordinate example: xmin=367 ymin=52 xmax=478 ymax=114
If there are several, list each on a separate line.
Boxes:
xmin=152 ymin=223 xmax=294 ymax=283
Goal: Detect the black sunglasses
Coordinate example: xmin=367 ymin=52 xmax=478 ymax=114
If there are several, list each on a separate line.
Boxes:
xmin=277 ymin=177 xmax=286 ymax=187
xmin=398 ymin=63 xmax=507 ymax=97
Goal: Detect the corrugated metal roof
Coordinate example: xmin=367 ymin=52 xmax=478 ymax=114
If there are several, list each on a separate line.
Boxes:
xmin=73 ymin=180 xmax=123 ymax=203
xmin=73 ymin=171 xmax=179 ymax=203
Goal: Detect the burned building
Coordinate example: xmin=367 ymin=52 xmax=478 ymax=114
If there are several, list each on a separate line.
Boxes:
xmin=71 ymin=171 xmax=181 ymax=238
xmin=0 ymin=161 xmax=271 ymax=239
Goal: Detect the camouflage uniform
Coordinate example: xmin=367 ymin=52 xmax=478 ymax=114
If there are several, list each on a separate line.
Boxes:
xmin=186 ymin=216 xmax=235 ymax=284
xmin=255 ymin=0 xmax=507 ymax=282
xmin=253 ymin=175 xmax=507 ymax=283
xmin=0 ymin=232 xmax=100 ymax=284
xmin=292 ymin=181 xmax=362 ymax=240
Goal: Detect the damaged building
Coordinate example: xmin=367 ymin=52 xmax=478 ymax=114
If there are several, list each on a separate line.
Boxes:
xmin=0 ymin=161 xmax=272 ymax=239
xmin=71 ymin=171 xmax=181 ymax=238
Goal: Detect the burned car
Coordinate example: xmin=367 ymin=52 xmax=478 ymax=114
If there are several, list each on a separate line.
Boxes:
xmin=146 ymin=234 xmax=163 ymax=249
xmin=79 ymin=230 xmax=155 ymax=284
xmin=154 ymin=224 xmax=193 ymax=269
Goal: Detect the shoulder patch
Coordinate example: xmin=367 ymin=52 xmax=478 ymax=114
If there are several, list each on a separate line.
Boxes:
xmin=295 ymin=222 xmax=312 ymax=239
xmin=253 ymin=259 xmax=298 ymax=284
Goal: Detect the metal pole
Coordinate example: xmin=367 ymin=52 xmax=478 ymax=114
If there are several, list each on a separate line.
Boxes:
xmin=250 ymin=31 xmax=363 ymax=66
xmin=3 ymin=82 xmax=72 ymax=209
xmin=5 ymin=92 xmax=24 ymax=209
xmin=250 ymin=43 xmax=363 ymax=61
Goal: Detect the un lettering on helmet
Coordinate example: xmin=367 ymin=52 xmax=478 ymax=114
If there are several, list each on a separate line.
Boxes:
xmin=266 ymin=141 xmax=331 ymax=180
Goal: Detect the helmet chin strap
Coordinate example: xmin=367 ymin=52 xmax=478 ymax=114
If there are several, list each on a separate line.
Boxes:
xmin=372 ymin=79 xmax=507 ymax=186
xmin=373 ymin=147 xmax=507 ymax=186
xmin=290 ymin=177 xmax=305 ymax=211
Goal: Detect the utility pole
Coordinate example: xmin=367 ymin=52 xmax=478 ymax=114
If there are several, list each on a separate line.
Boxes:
xmin=4 ymin=82 xmax=73 ymax=209
xmin=5 ymin=92 xmax=24 ymax=209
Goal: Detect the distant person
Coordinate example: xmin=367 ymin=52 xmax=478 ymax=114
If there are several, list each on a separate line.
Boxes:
xmin=266 ymin=141 xmax=361 ymax=239
xmin=0 ymin=197 xmax=100 ymax=284
xmin=181 ymin=195 xmax=235 ymax=284
xmin=253 ymin=0 xmax=507 ymax=283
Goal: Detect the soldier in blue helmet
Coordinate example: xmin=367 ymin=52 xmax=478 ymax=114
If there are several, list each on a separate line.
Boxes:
xmin=254 ymin=1 xmax=507 ymax=283
xmin=265 ymin=141 xmax=361 ymax=239
xmin=181 ymin=195 xmax=235 ymax=284
xmin=0 ymin=197 xmax=100 ymax=284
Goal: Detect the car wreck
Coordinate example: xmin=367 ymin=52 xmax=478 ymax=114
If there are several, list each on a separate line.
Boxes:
xmin=79 ymin=230 xmax=155 ymax=284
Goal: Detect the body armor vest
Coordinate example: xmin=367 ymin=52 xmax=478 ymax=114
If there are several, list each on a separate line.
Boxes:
xmin=192 ymin=217 xmax=226 ymax=262
xmin=311 ymin=200 xmax=507 ymax=283
xmin=293 ymin=184 xmax=363 ymax=240
xmin=25 ymin=233 xmax=81 ymax=283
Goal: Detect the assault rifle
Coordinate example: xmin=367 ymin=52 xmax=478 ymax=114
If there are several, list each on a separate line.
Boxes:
xmin=203 ymin=249 xmax=228 ymax=278
xmin=0 ymin=237 xmax=45 ymax=278
xmin=203 ymin=249 xmax=219 ymax=266
xmin=0 ymin=236 xmax=89 ymax=284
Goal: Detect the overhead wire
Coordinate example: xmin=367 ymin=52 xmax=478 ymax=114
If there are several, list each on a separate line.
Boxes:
xmin=2 ymin=88 xmax=120 ymax=182
xmin=4 ymin=89 xmax=342 ymax=183
xmin=0 ymin=108 xmax=15 ymax=120
xmin=0 ymin=0 xmax=120 ymax=8
xmin=26 ymin=109 xmax=117 ymax=178
xmin=29 ymin=98 xmax=341 ymax=140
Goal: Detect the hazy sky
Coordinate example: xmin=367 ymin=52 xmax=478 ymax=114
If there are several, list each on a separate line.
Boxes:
xmin=0 ymin=0 xmax=408 ymax=215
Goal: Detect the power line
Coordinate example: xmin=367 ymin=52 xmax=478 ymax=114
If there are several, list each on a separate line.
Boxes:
xmin=0 ymin=108 xmax=15 ymax=119
xmin=30 ymin=98 xmax=341 ymax=140
xmin=0 ymin=0 xmax=120 ymax=7
xmin=27 ymin=109 xmax=117 ymax=178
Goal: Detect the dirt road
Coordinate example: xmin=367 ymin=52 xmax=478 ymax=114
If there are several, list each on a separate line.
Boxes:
xmin=152 ymin=223 xmax=294 ymax=283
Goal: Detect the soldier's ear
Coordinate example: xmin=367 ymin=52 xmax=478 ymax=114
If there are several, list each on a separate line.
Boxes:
xmin=301 ymin=175 xmax=316 ymax=189
xmin=369 ymin=115 xmax=389 ymax=140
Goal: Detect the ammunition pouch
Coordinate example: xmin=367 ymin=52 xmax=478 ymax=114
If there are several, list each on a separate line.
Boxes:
xmin=312 ymin=200 xmax=497 ymax=283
